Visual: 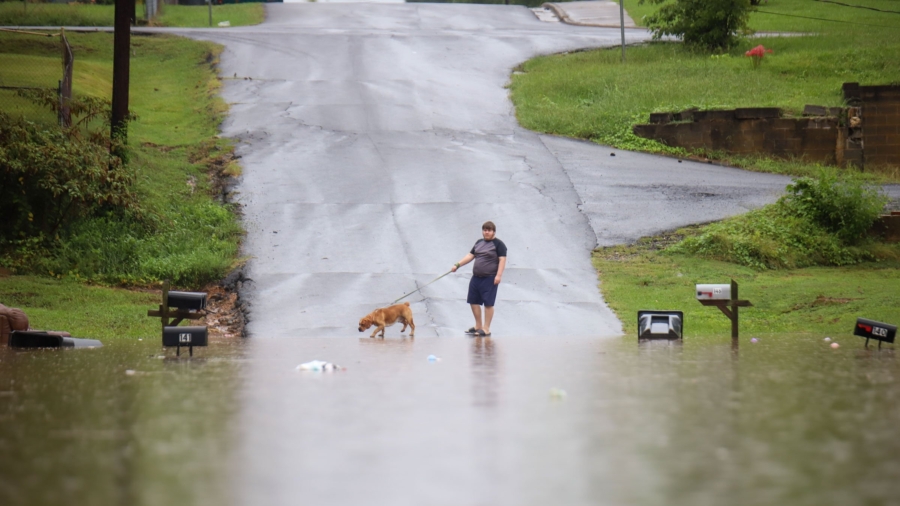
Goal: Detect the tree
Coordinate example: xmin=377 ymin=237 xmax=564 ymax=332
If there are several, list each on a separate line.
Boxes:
xmin=640 ymin=0 xmax=753 ymax=51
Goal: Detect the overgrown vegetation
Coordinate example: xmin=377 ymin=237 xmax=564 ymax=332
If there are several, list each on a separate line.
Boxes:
xmin=669 ymin=171 xmax=892 ymax=270
xmin=509 ymin=0 xmax=900 ymax=181
xmin=0 ymin=31 xmax=242 ymax=287
xmin=0 ymin=91 xmax=136 ymax=241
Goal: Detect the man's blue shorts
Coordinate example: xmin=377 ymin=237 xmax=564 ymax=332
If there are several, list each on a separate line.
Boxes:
xmin=467 ymin=275 xmax=498 ymax=307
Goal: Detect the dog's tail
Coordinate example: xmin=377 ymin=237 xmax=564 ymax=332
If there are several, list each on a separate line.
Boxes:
xmin=404 ymin=301 xmax=410 ymax=306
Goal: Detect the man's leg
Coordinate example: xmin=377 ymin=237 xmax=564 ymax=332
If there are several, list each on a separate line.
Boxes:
xmin=470 ymin=304 xmax=483 ymax=330
xmin=483 ymin=305 xmax=494 ymax=334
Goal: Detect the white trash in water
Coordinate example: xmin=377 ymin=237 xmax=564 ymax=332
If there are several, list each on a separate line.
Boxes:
xmin=549 ymin=388 xmax=568 ymax=399
xmin=297 ymin=360 xmax=342 ymax=372
xmin=824 ymin=337 xmax=832 ymax=342
xmin=427 ymin=354 xmax=441 ymax=362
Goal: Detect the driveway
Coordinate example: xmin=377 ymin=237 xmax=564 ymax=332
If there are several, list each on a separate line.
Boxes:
xmin=185 ymin=3 xmax=791 ymax=338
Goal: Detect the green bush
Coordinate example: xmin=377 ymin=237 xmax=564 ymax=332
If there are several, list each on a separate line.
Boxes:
xmin=639 ymin=0 xmax=752 ymax=51
xmin=783 ymin=171 xmax=888 ymax=243
xmin=0 ymin=112 xmax=137 ymax=240
xmin=668 ymin=171 xmax=889 ymax=269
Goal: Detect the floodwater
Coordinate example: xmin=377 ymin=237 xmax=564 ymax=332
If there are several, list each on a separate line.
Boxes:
xmin=1 ymin=333 xmax=899 ymax=506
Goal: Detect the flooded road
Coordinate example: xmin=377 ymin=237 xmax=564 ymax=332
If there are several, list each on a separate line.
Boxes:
xmin=2 ymin=334 xmax=899 ymax=505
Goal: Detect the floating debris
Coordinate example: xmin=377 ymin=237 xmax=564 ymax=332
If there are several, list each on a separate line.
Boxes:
xmin=549 ymin=388 xmax=568 ymax=399
xmin=296 ymin=360 xmax=343 ymax=372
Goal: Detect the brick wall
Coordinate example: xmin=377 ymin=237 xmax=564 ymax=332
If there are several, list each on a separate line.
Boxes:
xmin=844 ymin=84 xmax=900 ymax=168
xmin=633 ymin=108 xmax=840 ymax=165
xmin=632 ymin=84 xmax=900 ymax=169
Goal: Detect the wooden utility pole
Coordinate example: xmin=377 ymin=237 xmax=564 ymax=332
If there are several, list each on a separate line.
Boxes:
xmin=59 ymin=28 xmax=73 ymax=128
xmin=619 ymin=0 xmax=626 ymax=63
xmin=111 ymin=0 xmax=133 ymax=144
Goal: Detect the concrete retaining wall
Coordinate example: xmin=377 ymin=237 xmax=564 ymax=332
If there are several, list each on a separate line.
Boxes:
xmin=632 ymin=83 xmax=900 ymax=170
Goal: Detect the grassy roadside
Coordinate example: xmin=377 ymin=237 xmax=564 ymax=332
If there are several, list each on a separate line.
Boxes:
xmin=0 ymin=275 xmax=159 ymax=340
xmin=0 ymin=30 xmax=242 ymax=339
xmin=0 ymin=2 xmax=264 ymax=27
xmin=508 ymin=1 xmax=900 ymax=337
xmin=509 ymin=0 xmax=900 ymax=182
xmin=594 ymin=230 xmax=900 ymax=337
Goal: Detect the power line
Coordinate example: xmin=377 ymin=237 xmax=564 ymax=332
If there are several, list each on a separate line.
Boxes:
xmin=754 ymin=9 xmax=898 ymax=28
xmin=814 ymin=0 xmax=900 ymax=15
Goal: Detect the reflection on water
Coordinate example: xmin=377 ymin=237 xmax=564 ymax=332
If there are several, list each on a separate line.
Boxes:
xmin=470 ymin=337 xmax=499 ymax=407
xmin=0 ymin=340 xmax=243 ymax=506
xmin=2 ymin=334 xmax=900 ymax=505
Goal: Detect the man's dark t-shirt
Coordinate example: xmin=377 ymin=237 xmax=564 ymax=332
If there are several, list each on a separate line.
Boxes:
xmin=470 ymin=238 xmax=507 ymax=277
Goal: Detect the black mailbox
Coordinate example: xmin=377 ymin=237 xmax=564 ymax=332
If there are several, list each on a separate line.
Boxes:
xmin=167 ymin=291 xmax=207 ymax=311
xmin=9 ymin=331 xmax=102 ymax=349
xmin=163 ymin=326 xmax=208 ymax=347
xmin=854 ymin=318 xmax=896 ymax=346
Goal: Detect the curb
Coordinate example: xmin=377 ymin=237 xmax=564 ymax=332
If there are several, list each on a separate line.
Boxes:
xmin=541 ymin=2 xmax=645 ymax=29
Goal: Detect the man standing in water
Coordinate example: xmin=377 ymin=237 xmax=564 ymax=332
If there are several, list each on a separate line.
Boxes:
xmin=451 ymin=221 xmax=507 ymax=337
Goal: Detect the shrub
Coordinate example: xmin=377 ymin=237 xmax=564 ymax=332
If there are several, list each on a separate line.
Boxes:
xmin=639 ymin=0 xmax=752 ymax=51
xmin=0 ymin=112 xmax=137 ymax=240
xmin=668 ymin=171 xmax=889 ymax=269
xmin=783 ymin=171 xmax=888 ymax=243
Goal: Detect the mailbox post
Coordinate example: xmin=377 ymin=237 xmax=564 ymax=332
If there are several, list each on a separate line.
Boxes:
xmin=147 ymin=280 xmax=208 ymax=356
xmin=696 ymin=279 xmax=752 ymax=339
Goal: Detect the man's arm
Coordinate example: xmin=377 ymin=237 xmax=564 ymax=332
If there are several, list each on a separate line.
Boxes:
xmin=452 ymin=253 xmax=475 ymax=273
xmin=494 ymin=256 xmax=506 ymax=285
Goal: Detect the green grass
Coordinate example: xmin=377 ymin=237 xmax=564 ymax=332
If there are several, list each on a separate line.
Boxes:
xmin=0 ymin=275 xmax=159 ymax=340
xmin=0 ymin=30 xmax=242 ymax=287
xmin=155 ymin=4 xmax=265 ymax=28
xmin=510 ymin=0 xmax=900 ymax=181
xmin=0 ymin=2 xmax=264 ymax=27
xmin=0 ymin=30 xmax=242 ymax=338
xmin=594 ymin=232 xmax=900 ymax=337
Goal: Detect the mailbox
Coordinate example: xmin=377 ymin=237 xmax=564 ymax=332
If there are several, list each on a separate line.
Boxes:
xmin=696 ymin=284 xmax=731 ymax=301
xmin=638 ymin=310 xmax=683 ymax=339
xmin=853 ymin=318 xmax=896 ymax=345
xmin=167 ymin=291 xmax=207 ymax=311
xmin=9 ymin=331 xmax=102 ymax=349
xmin=163 ymin=326 xmax=208 ymax=347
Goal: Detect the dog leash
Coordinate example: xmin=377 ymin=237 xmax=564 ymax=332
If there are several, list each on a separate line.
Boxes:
xmin=392 ymin=270 xmax=454 ymax=304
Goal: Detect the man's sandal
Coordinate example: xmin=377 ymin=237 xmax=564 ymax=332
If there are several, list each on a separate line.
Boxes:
xmin=466 ymin=327 xmax=478 ymax=334
xmin=476 ymin=330 xmax=490 ymax=337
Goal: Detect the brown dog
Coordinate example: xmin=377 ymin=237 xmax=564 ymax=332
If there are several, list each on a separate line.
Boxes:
xmin=358 ymin=302 xmax=415 ymax=338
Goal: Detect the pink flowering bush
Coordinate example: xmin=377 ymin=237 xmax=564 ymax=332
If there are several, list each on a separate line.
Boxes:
xmin=745 ymin=45 xmax=774 ymax=68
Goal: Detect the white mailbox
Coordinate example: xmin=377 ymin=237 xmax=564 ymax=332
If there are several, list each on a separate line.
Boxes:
xmin=696 ymin=284 xmax=731 ymax=301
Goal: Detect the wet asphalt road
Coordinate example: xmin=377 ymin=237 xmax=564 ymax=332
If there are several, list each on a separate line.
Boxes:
xmin=182 ymin=3 xmax=794 ymax=338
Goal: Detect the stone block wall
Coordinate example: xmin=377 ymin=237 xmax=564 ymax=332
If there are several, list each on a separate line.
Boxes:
xmin=633 ymin=83 xmax=900 ymax=169
xmin=844 ymin=83 xmax=900 ymax=168
xmin=870 ymin=212 xmax=900 ymax=243
xmin=633 ymin=108 xmax=841 ymax=165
